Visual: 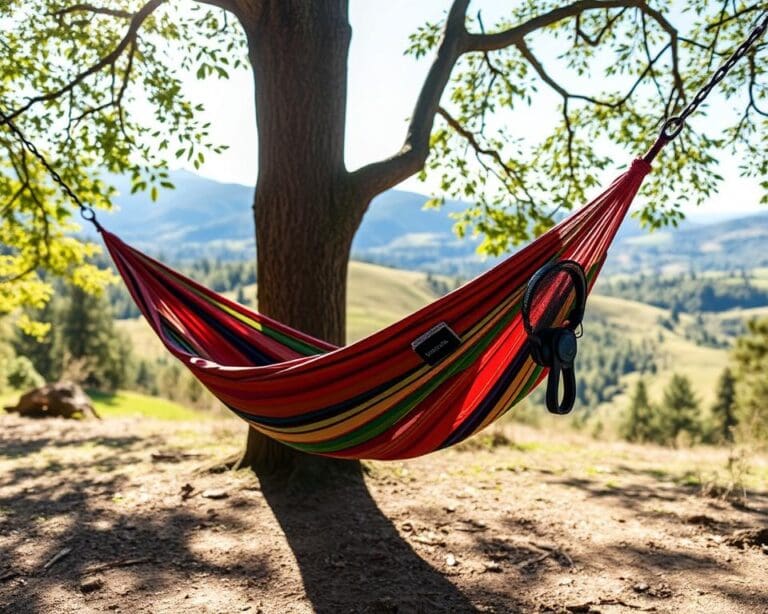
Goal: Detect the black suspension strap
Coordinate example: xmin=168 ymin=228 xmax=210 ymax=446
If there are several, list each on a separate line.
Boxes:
xmin=0 ymin=108 xmax=101 ymax=230
xmin=644 ymin=12 xmax=768 ymax=163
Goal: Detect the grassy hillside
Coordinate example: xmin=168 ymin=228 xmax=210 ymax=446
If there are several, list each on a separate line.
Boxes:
xmin=586 ymin=294 xmax=728 ymax=410
xmin=591 ymin=295 xmax=728 ymax=398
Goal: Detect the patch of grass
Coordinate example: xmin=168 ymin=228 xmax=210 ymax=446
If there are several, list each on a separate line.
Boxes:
xmin=677 ymin=472 xmax=701 ymax=487
xmin=456 ymin=431 xmax=512 ymax=452
xmin=0 ymin=391 xmax=19 ymax=409
xmin=88 ymin=390 xmax=207 ymax=422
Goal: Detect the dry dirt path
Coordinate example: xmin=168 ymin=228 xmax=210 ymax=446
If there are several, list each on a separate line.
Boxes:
xmin=0 ymin=413 xmax=766 ymax=613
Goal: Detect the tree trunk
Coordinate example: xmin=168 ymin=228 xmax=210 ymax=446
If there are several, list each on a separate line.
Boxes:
xmin=233 ymin=0 xmax=365 ymax=478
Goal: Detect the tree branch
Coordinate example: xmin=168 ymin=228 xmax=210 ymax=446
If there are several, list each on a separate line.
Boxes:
xmin=349 ymin=0 xmax=471 ymax=199
xmin=68 ymin=39 xmax=137 ymax=135
xmin=574 ymin=8 xmax=628 ymax=46
xmin=436 ymin=106 xmax=536 ymax=206
xmin=351 ymin=0 xmax=686 ymax=200
xmin=466 ymin=0 xmax=684 ymax=101
xmin=50 ymin=4 xmax=133 ymax=20
xmin=465 ymin=0 xmax=653 ymax=51
xmin=705 ymin=4 xmax=763 ymax=31
xmin=0 ymin=0 xmax=166 ymax=126
xmin=748 ymin=52 xmax=768 ymax=118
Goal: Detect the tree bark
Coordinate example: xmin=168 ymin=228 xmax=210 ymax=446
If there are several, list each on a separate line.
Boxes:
xmin=233 ymin=0 xmax=364 ymax=477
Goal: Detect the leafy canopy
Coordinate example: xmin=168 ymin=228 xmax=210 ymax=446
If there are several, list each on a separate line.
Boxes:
xmin=0 ymin=0 xmax=246 ymax=330
xmin=0 ymin=0 xmax=766 ymax=321
xmin=409 ymin=2 xmax=767 ymax=253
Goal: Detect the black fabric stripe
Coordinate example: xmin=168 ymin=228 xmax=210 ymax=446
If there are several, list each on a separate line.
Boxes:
xmin=439 ymin=345 xmax=531 ymax=448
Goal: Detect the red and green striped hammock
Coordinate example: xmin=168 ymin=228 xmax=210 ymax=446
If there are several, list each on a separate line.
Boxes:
xmin=103 ymin=158 xmax=650 ymax=460
xmin=5 ymin=14 xmax=763 ymax=461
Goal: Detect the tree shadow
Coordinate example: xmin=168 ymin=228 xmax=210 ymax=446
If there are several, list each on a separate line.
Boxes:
xmin=258 ymin=463 xmax=477 ymax=613
xmin=0 ymin=423 xmax=268 ymax=614
xmin=0 ymin=416 xmax=479 ymax=613
xmin=553 ymin=469 xmax=768 ymax=524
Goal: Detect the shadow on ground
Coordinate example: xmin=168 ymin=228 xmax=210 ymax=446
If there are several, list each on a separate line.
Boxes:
xmin=0 ymin=417 xmax=478 ymax=613
xmin=260 ymin=465 xmax=477 ymax=613
xmin=1 ymin=415 xmax=767 ymax=613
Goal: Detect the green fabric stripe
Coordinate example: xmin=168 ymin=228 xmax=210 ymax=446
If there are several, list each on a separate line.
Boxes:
xmin=286 ymin=303 xmax=522 ymax=454
xmin=162 ymin=266 xmax=327 ymax=356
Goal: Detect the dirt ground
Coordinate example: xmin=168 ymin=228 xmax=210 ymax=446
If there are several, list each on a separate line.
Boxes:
xmin=0 ymin=413 xmax=766 ymax=614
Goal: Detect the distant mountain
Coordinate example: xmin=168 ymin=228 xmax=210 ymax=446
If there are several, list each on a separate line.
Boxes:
xmin=100 ymin=170 xmax=491 ymax=271
xmin=98 ymin=170 xmax=768 ymax=274
xmin=606 ymin=211 xmax=768 ymax=274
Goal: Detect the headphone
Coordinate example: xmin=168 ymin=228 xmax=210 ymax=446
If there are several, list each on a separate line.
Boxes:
xmin=522 ymin=260 xmax=587 ymax=415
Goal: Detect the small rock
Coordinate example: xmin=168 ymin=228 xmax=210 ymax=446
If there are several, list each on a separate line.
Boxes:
xmin=651 ymin=583 xmax=673 ymax=598
xmin=80 ymin=577 xmax=104 ymax=593
xmin=725 ymin=528 xmax=768 ymax=549
xmin=445 ymin=554 xmax=457 ymax=567
xmin=633 ymin=582 xmax=649 ymax=593
xmin=685 ymin=514 xmax=718 ymax=526
xmin=483 ymin=562 xmax=502 ymax=573
xmin=201 ymin=489 xmax=228 ymax=500
xmin=400 ymin=522 xmax=413 ymax=532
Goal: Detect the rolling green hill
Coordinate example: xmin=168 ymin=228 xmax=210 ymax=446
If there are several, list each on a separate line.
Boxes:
xmin=586 ymin=295 xmax=728 ymax=407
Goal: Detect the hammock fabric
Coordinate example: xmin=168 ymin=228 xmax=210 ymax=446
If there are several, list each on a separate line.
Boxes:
xmin=103 ymin=157 xmax=652 ymax=460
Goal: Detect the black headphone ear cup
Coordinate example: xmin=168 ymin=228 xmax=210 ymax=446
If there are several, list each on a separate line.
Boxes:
xmin=540 ymin=337 xmax=552 ymax=363
xmin=554 ymin=329 xmax=578 ymax=366
xmin=530 ymin=333 xmax=557 ymax=366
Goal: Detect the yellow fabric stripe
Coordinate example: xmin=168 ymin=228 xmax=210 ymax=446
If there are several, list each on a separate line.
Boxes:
xmin=248 ymin=285 xmax=528 ymax=443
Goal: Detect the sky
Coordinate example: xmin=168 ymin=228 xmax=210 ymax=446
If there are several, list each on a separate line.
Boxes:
xmin=172 ymin=0 xmax=764 ymax=221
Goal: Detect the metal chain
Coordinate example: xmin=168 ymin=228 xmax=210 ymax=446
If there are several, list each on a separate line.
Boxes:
xmin=661 ymin=11 xmax=768 ymax=140
xmin=0 ymin=108 xmax=100 ymax=228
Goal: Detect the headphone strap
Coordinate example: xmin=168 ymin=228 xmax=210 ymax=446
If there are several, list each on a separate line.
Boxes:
xmin=545 ymin=362 xmax=577 ymax=415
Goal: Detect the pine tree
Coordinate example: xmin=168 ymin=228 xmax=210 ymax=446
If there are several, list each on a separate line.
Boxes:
xmin=236 ymin=287 xmax=247 ymax=306
xmin=710 ymin=368 xmax=737 ymax=444
xmin=657 ymin=374 xmax=701 ymax=447
xmin=620 ymin=380 xmax=655 ymax=443
xmin=14 ymin=284 xmax=134 ymax=391
xmin=732 ymin=318 xmax=768 ymax=445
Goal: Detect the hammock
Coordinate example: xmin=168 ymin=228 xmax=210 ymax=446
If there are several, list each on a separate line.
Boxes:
xmin=101 ymin=159 xmax=650 ymax=459
xmin=2 ymin=14 xmax=764 ymax=460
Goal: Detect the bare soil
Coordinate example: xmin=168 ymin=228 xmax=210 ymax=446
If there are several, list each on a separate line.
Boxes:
xmin=0 ymin=413 xmax=766 ymax=614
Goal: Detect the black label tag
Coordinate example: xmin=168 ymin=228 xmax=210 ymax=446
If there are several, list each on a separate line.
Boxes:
xmin=411 ymin=322 xmax=462 ymax=366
